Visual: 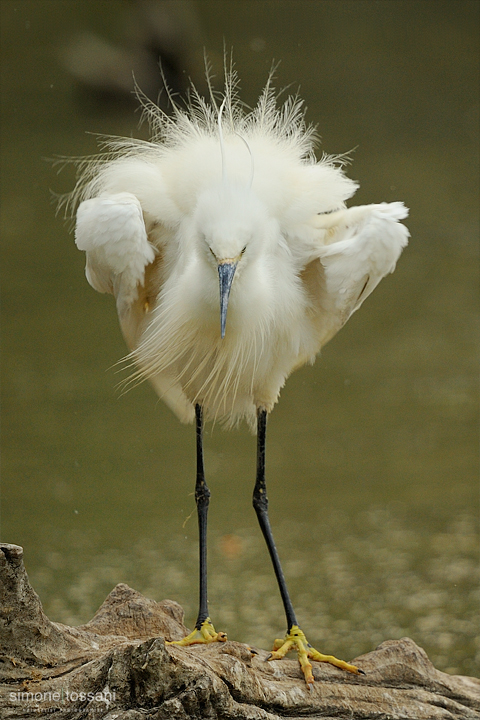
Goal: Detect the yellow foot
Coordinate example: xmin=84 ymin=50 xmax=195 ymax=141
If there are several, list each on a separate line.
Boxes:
xmin=267 ymin=625 xmax=364 ymax=685
xmin=166 ymin=617 xmax=227 ymax=647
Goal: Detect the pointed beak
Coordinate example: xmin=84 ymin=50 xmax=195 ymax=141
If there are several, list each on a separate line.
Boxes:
xmin=218 ymin=261 xmax=238 ymax=339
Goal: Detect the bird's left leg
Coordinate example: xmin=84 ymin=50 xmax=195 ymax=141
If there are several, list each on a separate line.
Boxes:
xmin=167 ymin=404 xmax=227 ymax=647
xmin=253 ymin=408 xmax=363 ymax=684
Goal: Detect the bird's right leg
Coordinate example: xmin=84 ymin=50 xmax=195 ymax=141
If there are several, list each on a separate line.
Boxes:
xmin=253 ymin=407 xmax=363 ymax=684
xmin=167 ymin=404 xmax=227 ymax=647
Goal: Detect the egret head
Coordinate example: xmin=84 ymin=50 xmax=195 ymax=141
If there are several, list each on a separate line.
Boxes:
xmin=194 ymin=183 xmax=271 ymax=338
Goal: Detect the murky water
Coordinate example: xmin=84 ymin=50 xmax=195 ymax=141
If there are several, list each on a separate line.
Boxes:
xmin=1 ymin=1 xmax=478 ymax=677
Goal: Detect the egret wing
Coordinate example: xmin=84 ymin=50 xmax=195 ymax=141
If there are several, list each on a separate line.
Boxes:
xmin=75 ymin=192 xmax=156 ymax=314
xmin=75 ymin=191 xmax=195 ymax=424
xmin=303 ymin=202 xmax=409 ymax=342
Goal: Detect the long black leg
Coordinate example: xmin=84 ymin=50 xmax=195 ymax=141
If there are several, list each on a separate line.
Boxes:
xmin=252 ymin=408 xmax=298 ymax=631
xmin=194 ymin=403 xmax=210 ymax=629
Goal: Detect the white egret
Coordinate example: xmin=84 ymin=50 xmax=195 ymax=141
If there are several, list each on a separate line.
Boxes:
xmin=72 ymin=65 xmax=409 ymax=685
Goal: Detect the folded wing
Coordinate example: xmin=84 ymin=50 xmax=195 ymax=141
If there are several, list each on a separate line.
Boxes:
xmin=75 ymin=192 xmax=156 ymax=314
xmin=75 ymin=191 xmax=196 ymax=424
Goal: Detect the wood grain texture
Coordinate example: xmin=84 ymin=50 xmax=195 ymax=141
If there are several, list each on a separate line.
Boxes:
xmin=1 ymin=544 xmax=479 ymax=719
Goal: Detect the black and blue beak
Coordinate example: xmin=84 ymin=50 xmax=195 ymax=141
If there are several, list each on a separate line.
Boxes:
xmin=218 ymin=261 xmax=238 ymax=339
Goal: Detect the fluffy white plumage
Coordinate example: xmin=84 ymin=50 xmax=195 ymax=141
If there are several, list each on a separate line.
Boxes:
xmin=76 ymin=193 xmax=156 ymax=310
xmin=73 ymin=70 xmax=409 ymax=428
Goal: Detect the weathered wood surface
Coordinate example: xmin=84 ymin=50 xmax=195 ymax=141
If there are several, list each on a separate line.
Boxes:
xmin=1 ymin=543 xmax=479 ymax=719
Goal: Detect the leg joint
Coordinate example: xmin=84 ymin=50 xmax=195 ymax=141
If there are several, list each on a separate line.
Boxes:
xmin=196 ymin=479 xmax=210 ymax=508
xmin=252 ymin=486 xmax=268 ymax=515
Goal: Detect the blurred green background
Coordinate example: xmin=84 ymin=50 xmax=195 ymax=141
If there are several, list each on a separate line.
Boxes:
xmin=1 ymin=1 xmax=478 ymax=676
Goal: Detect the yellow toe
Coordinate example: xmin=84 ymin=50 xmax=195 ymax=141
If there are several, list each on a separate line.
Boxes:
xmin=267 ymin=625 xmax=363 ymax=685
xmin=166 ymin=617 xmax=227 ymax=646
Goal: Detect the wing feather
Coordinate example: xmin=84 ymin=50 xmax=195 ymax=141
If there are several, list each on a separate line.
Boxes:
xmin=301 ymin=202 xmax=409 ymax=341
xmin=75 ymin=191 xmax=195 ymax=423
xmin=75 ymin=192 xmax=156 ymax=309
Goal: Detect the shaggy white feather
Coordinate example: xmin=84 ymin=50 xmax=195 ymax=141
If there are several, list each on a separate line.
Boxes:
xmin=71 ymin=69 xmax=409 ymax=428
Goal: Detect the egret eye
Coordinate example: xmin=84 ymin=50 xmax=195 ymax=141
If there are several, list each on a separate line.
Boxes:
xmin=209 ymin=246 xmax=216 ymax=258
xmin=241 ymin=245 xmax=247 ymax=255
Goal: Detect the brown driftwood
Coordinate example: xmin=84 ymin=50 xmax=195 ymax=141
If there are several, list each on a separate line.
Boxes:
xmin=1 ymin=543 xmax=479 ymax=719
